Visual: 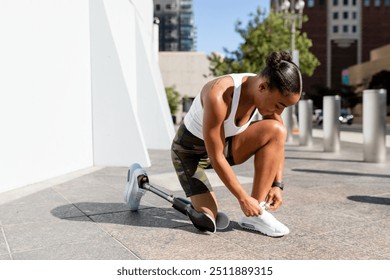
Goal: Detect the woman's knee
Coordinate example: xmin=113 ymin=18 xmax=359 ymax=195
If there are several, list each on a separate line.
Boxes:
xmin=272 ymin=120 xmax=287 ymax=140
xmin=231 ymin=120 xmax=286 ymax=163
xmin=258 ymin=120 xmax=287 ymax=142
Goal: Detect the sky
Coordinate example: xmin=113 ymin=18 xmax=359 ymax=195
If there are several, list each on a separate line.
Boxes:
xmin=193 ymin=0 xmax=270 ymax=55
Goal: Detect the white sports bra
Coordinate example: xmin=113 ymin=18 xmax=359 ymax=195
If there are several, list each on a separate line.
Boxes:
xmin=184 ymin=73 xmax=258 ymax=140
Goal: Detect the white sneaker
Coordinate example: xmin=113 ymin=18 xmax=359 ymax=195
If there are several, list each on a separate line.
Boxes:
xmin=124 ymin=163 xmax=147 ymax=211
xmin=238 ymin=202 xmax=290 ymax=237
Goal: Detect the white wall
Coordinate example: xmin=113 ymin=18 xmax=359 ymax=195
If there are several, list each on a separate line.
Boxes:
xmin=0 ymin=0 xmax=93 ymax=193
xmin=0 ymin=0 xmax=174 ymax=193
xmin=90 ymin=0 xmax=151 ymax=166
xmin=95 ymin=0 xmax=174 ymax=153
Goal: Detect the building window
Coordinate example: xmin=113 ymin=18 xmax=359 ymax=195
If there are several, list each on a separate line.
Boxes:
xmin=364 ymin=0 xmax=371 ymax=6
xmin=333 ymin=25 xmax=339 ymax=33
xmin=333 ymin=0 xmax=339 ymax=5
xmin=352 ymin=0 xmax=357 ymax=5
xmin=343 ymin=11 xmax=349 ymax=19
xmin=181 ymin=4 xmax=192 ymax=10
xmin=333 ymin=12 xmax=339 ymax=19
xmin=319 ymin=0 xmax=325 ymax=5
xmin=352 ymin=25 xmax=357 ymax=33
xmin=307 ymin=0 xmax=314 ymax=7
xmin=343 ymin=0 xmax=348 ymax=5
xmin=343 ymin=25 xmax=349 ymax=33
xmin=352 ymin=11 xmax=357 ymax=19
xmin=385 ymin=0 xmax=390 ymax=6
xmin=374 ymin=0 xmax=381 ymax=6
xmin=156 ymin=4 xmax=160 ymax=11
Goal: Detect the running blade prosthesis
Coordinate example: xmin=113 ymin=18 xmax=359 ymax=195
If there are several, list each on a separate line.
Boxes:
xmin=124 ymin=163 xmax=229 ymax=233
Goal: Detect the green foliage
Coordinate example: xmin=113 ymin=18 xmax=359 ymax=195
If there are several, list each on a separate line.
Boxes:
xmin=165 ymin=86 xmax=181 ymax=115
xmin=208 ymin=9 xmax=320 ymax=77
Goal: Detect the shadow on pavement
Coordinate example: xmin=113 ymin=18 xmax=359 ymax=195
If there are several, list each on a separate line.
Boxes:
xmin=292 ymin=169 xmax=390 ymax=179
xmin=347 ymin=195 xmax=390 ymax=206
xmin=286 ymin=157 xmax=362 ymax=163
xmin=50 ymin=202 xmax=233 ymax=234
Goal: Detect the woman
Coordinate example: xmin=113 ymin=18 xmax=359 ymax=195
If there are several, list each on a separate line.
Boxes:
xmin=171 ymin=51 xmax=302 ymax=237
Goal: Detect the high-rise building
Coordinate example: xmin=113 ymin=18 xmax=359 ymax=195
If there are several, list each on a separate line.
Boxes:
xmin=272 ymin=0 xmax=390 ymax=93
xmin=153 ymin=0 xmax=196 ymax=51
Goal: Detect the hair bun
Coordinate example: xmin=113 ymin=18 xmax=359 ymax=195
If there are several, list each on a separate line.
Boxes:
xmin=261 ymin=51 xmax=302 ymax=95
xmin=266 ymin=51 xmax=293 ymax=70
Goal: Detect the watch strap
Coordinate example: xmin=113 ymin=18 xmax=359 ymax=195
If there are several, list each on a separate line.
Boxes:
xmin=272 ymin=181 xmax=284 ymax=191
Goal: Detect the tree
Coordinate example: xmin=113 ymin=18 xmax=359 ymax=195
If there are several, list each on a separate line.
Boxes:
xmin=165 ymin=86 xmax=181 ymax=115
xmin=208 ymin=9 xmax=320 ymax=78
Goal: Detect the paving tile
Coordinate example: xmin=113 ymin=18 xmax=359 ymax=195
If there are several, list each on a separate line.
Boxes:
xmin=0 ymin=227 xmax=10 ymax=256
xmin=91 ymin=207 xmax=250 ymax=259
xmin=382 ymin=252 xmax=390 ymax=259
xmin=323 ymin=218 xmax=390 ymax=257
xmin=336 ymin=200 xmax=390 ymax=221
xmin=12 ymin=237 xmax=138 ymax=260
xmin=247 ymin=234 xmax=385 ymax=260
xmin=284 ymin=184 xmax=390 ymax=208
xmin=3 ymin=217 xmax=109 ymax=254
xmin=146 ymin=150 xmax=174 ymax=174
xmin=99 ymin=225 xmax=244 ymax=260
xmin=0 ymin=254 xmax=11 ymax=260
xmin=53 ymin=177 xmax=121 ymax=197
xmin=53 ymin=181 xmax=129 ymax=215
xmin=215 ymin=221 xmax=309 ymax=250
xmin=92 ymin=166 xmax=128 ymax=177
xmin=0 ymin=201 xmax=85 ymax=225
xmin=218 ymin=219 xmax=382 ymax=260
xmin=279 ymin=203 xmax=368 ymax=235
xmin=52 ymin=202 xmax=128 ymax=218
xmin=0 ymin=188 xmax=70 ymax=206
xmin=0 ymin=188 xmax=84 ymax=225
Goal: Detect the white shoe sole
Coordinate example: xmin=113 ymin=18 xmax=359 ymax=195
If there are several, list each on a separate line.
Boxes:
xmin=238 ymin=214 xmax=290 ymax=237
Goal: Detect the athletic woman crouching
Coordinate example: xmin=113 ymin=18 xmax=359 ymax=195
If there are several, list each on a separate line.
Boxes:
xmin=171 ymin=51 xmax=302 ymax=237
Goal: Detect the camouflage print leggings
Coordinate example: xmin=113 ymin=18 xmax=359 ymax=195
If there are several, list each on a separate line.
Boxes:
xmin=171 ymin=124 xmax=235 ymax=197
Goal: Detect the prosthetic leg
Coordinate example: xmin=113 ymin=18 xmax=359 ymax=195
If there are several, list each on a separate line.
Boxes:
xmin=124 ymin=163 xmax=230 ymax=233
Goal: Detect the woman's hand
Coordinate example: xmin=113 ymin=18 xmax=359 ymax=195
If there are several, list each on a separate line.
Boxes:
xmin=265 ymin=187 xmax=283 ymax=211
xmin=238 ymin=194 xmax=263 ymax=217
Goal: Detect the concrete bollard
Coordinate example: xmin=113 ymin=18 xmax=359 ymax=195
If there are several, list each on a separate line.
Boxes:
xmin=282 ymin=106 xmax=293 ymax=143
xmin=298 ymin=99 xmax=313 ymax=146
xmin=363 ymin=89 xmax=387 ymax=163
xmin=323 ymin=95 xmax=341 ymax=152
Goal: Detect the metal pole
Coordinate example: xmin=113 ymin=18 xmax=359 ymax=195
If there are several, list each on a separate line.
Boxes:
xmin=290 ymin=8 xmax=296 ymax=56
xmin=298 ymin=99 xmax=313 ymax=146
xmin=323 ymin=95 xmax=341 ymax=152
xmin=142 ymin=182 xmax=174 ymax=203
xmin=363 ymin=89 xmax=387 ymax=163
xmin=282 ymin=106 xmax=294 ymax=143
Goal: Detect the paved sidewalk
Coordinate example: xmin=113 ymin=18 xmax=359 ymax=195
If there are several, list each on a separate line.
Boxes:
xmin=0 ymin=134 xmax=389 ymax=260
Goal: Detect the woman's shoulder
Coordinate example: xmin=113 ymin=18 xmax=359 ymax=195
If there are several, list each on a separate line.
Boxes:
xmin=201 ymin=75 xmax=234 ymax=103
xmin=206 ymin=75 xmax=234 ymax=90
xmin=217 ymin=73 xmax=256 ymax=79
xmin=203 ymin=73 xmax=256 ymax=98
